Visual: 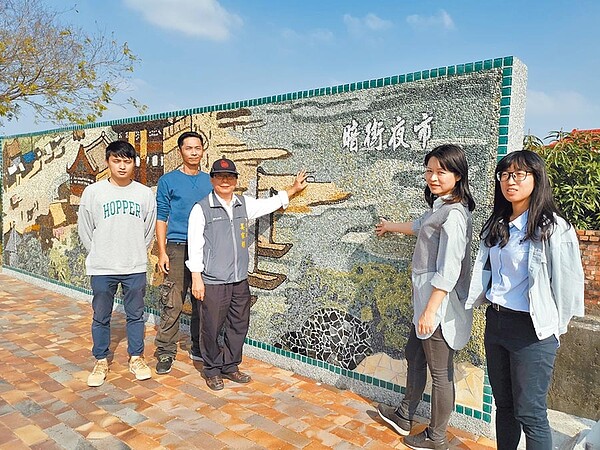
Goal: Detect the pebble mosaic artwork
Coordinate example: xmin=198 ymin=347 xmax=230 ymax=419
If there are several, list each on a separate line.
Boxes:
xmin=1 ymin=57 xmax=527 ymax=425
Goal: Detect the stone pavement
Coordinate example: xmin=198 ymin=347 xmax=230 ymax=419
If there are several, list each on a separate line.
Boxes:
xmin=0 ymin=273 xmax=496 ymax=449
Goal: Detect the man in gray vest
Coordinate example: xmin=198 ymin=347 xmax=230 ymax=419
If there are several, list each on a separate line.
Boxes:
xmin=186 ymin=158 xmax=307 ymax=390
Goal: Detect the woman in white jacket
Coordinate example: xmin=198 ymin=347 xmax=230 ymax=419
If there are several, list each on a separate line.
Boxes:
xmin=466 ymin=150 xmax=584 ymax=450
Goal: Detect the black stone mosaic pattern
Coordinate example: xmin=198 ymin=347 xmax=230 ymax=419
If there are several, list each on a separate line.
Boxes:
xmin=276 ymin=307 xmax=371 ymax=370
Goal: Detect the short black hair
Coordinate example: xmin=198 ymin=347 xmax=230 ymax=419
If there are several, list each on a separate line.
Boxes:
xmin=105 ymin=140 xmax=136 ymax=160
xmin=177 ymin=131 xmax=204 ymax=149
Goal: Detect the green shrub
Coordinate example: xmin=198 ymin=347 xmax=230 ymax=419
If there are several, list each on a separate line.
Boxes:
xmin=526 ymin=131 xmax=600 ymax=230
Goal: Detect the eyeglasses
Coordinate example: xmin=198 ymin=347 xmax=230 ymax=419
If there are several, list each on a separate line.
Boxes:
xmin=496 ymin=171 xmax=530 ymax=182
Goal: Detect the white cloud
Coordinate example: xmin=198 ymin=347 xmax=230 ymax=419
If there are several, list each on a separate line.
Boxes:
xmin=343 ymin=14 xmax=361 ymax=33
xmin=123 ymin=0 xmax=242 ymax=41
xmin=343 ymin=13 xmax=392 ymax=35
xmin=281 ymin=28 xmax=333 ymax=45
xmin=406 ymin=9 xmax=455 ymax=31
xmin=309 ymin=29 xmax=334 ymax=42
xmin=281 ymin=28 xmax=298 ymax=40
xmin=364 ymin=13 xmax=393 ymax=31
xmin=525 ymin=89 xmax=600 ymax=137
xmin=527 ymin=90 xmax=592 ymax=116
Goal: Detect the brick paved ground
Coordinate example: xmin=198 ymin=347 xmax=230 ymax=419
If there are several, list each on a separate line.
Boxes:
xmin=0 ymin=273 xmax=495 ymax=449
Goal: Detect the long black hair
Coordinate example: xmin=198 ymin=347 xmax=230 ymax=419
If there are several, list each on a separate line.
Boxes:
xmin=481 ymin=150 xmax=567 ymax=247
xmin=424 ymin=144 xmax=476 ymax=211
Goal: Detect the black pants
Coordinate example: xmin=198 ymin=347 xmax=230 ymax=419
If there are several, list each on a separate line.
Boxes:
xmin=201 ymin=280 xmax=251 ymax=378
xmin=397 ymin=325 xmax=454 ymax=442
xmin=485 ymin=306 xmax=558 ymax=450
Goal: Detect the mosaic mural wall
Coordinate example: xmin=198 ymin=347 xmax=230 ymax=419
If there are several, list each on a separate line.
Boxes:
xmin=1 ymin=56 xmax=527 ymax=425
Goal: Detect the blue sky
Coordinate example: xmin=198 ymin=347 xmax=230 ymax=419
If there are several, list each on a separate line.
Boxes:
xmin=2 ymin=0 xmax=599 ymax=140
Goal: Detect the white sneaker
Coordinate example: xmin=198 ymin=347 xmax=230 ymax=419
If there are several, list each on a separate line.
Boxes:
xmin=129 ymin=356 xmax=151 ymax=381
xmin=189 ymin=350 xmax=203 ymax=362
xmin=87 ymin=358 xmax=109 ymax=387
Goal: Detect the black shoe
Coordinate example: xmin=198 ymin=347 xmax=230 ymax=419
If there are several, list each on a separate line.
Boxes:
xmin=404 ymin=429 xmax=448 ymax=450
xmin=377 ymin=403 xmax=412 ymax=436
xmin=155 ymin=355 xmax=173 ymax=374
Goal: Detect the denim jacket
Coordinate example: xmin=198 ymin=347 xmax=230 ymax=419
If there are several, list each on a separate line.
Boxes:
xmin=466 ymin=215 xmax=585 ymax=340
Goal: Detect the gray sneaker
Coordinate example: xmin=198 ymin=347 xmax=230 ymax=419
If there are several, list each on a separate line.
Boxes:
xmin=156 ymin=355 xmax=174 ymax=374
xmin=404 ymin=429 xmax=448 ymax=450
xmin=377 ymin=403 xmax=412 ymax=436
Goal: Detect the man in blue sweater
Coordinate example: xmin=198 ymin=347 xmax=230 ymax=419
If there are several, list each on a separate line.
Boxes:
xmin=154 ymin=131 xmax=212 ymax=374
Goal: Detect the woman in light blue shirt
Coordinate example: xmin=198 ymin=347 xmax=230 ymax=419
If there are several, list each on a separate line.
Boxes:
xmin=466 ymin=150 xmax=584 ymax=450
xmin=376 ymin=144 xmax=475 ymax=450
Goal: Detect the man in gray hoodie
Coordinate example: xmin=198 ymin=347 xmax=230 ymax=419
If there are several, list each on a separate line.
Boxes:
xmin=78 ymin=140 xmax=157 ymax=387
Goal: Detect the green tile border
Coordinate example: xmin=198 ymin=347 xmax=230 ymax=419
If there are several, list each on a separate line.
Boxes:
xmin=482 ymin=370 xmax=494 ymax=421
xmin=496 ymin=56 xmax=516 ymax=159
xmin=2 ymin=54 xmax=518 ymax=162
xmin=7 ymin=265 xmax=93 ymax=296
xmin=243 ymin=336 xmax=491 ymax=423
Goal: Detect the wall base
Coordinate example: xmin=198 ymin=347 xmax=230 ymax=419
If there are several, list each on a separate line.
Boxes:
xmin=548 ymin=316 xmax=600 ymax=420
xmin=243 ymin=345 xmax=494 ymax=439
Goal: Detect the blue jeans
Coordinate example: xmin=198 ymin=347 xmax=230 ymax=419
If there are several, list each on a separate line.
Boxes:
xmin=485 ymin=306 xmax=558 ymax=450
xmin=91 ymin=273 xmax=147 ymax=360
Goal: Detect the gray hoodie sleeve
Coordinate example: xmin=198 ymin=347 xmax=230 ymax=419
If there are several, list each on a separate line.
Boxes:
xmin=77 ymin=189 xmax=94 ymax=253
xmin=144 ymin=189 xmax=157 ymax=249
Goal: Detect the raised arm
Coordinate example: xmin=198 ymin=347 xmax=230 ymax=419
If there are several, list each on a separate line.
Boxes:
xmin=246 ymin=169 xmax=309 ymax=221
xmin=375 ymin=219 xmax=416 ymax=236
xmin=286 ymin=170 xmax=308 ymax=198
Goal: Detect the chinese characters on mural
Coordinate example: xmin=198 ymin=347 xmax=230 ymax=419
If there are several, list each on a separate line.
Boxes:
xmin=342 ymin=113 xmax=434 ymax=152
